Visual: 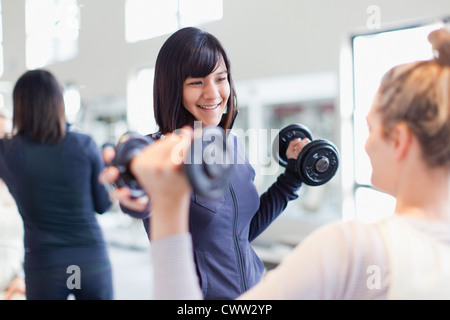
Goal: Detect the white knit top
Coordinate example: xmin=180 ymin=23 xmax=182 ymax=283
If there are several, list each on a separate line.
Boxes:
xmin=151 ymin=215 xmax=450 ymax=300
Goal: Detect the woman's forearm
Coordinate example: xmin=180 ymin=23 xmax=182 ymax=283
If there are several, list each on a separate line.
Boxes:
xmin=150 ymin=192 xmax=191 ymax=240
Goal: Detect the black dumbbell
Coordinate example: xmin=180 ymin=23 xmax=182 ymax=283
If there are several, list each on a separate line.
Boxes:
xmin=111 ymin=127 xmax=234 ymax=199
xmin=272 ymin=124 xmax=339 ymax=186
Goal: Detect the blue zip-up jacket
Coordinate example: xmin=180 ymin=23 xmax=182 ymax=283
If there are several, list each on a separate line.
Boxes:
xmin=127 ymin=133 xmax=302 ymax=300
xmin=0 ymin=130 xmax=112 ymax=271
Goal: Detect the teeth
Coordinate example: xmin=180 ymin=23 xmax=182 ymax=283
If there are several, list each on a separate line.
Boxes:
xmin=199 ymin=103 xmax=220 ymax=109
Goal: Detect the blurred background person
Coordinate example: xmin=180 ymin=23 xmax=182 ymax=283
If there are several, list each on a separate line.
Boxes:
xmin=0 ymin=70 xmax=113 ymax=300
xmin=0 ymin=109 xmax=25 ymax=300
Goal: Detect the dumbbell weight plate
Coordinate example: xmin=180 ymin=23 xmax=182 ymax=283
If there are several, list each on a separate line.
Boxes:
xmin=272 ymin=124 xmax=313 ymax=167
xmin=112 ymin=132 xmax=154 ymax=198
xmin=185 ymin=127 xmax=234 ymax=199
xmin=112 ymin=127 xmax=234 ymax=199
xmin=297 ymin=139 xmax=339 ymax=186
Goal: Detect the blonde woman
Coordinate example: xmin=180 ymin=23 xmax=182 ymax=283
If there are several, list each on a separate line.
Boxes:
xmin=129 ymin=28 xmax=450 ymax=299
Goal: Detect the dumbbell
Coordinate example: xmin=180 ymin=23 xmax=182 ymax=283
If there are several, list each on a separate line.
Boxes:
xmin=272 ymin=124 xmax=339 ymax=186
xmin=111 ymin=127 xmax=234 ymax=199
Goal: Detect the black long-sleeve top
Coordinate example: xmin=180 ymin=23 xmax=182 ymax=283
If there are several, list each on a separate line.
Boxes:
xmin=0 ymin=130 xmax=111 ymax=270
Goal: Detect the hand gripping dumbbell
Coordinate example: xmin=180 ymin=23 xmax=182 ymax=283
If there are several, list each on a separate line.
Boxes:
xmin=272 ymin=124 xmax=339 ymax=186
xmin=111 ymin=127 xmax=234 ymax=199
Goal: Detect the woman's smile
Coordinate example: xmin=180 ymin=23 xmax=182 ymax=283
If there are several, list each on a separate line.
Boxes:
xmin=182 ymin=59 xmax=230 ymax=127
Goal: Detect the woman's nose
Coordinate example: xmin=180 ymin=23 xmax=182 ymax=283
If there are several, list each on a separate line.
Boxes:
xmin=203 ymin=82 xmax=220 ymax=99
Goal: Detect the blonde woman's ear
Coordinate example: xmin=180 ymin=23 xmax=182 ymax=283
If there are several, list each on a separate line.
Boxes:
xmin=392 ymin=122 xmax=414 ymax=162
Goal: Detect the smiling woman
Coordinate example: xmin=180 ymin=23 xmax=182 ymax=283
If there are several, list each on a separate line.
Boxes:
xmin=182 ymin=59 xmax=230 ymax=127
xmin=100 ymin=26 xmax=307 ymax=300
xmin=152 ymin=27 xmax=238 ymax=134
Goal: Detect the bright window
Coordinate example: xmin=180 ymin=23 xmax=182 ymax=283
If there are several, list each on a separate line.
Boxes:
xmin=342 ymin=19 xmax=446 ymax=222
xmin=352 ymin=23 xmax=441 ymax=186
xmin=64 ymin=84 xmax=81 ymax=124
xmin=25 ymin=0 xmax=80 ymax=69
xmin=179 ymin=0 xmax=223 ymax=27
xmin=125 ymin=0 xmax=223 ymax=43
xmin=127 ymin=67 xmax=158 ymax=134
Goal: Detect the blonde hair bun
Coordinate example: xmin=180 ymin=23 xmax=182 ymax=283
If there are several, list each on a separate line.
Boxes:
xmin=428 ymin=28 xmax=450 ymax=66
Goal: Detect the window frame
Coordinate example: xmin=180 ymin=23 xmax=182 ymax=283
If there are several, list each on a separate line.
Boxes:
xmin=340 ymin=16 xmax=450 ymax=222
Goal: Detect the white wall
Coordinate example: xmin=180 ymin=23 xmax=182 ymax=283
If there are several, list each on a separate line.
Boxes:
xmin=1 ymin=0 xmax=450 ymax=104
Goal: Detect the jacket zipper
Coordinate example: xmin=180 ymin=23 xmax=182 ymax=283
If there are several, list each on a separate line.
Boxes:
xmin=230 ymin=183 xmax=247 ymax=292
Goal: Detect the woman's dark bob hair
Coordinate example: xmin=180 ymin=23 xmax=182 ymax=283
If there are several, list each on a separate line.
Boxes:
xmin=13 ymin=69 xmax=66 ymax=144
xmin=153 ymin=27 xmax=238 ymax=134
